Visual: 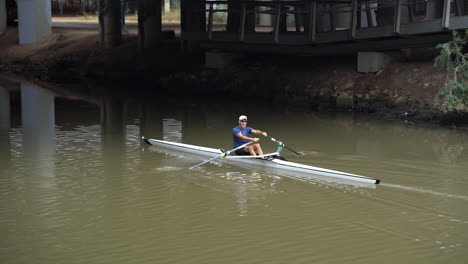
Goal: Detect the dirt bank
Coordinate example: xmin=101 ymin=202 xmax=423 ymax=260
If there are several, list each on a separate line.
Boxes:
xmin=0 ymin=26 xmax=466 ymax=127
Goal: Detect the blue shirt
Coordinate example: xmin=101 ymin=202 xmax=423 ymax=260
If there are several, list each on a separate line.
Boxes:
xmin=233 ymin=126 xmax=253 ymax=148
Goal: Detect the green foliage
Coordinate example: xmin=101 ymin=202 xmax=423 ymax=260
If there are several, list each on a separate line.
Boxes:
xmin=434 ymin=30 xmax=468 ymax=111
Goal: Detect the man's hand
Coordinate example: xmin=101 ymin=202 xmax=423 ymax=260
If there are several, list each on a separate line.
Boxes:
xmin=262 ymin=132 xmax=268 ymax=137
xmin=253 ymin=138 xmax=260 ymax=142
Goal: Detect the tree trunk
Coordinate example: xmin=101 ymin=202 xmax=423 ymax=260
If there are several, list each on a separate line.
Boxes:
xmin=99 ymin=0 xmax=122 ymax=47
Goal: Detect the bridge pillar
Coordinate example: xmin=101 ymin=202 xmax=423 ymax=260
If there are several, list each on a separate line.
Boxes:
xmin=16 ymin=0 xmax=52 ymax=44
xmin=138 ymin=0 xmax=162 ymax=49
xmin=181 ymin=0 xmax=205 ymax=56
xmin=99 ymin=0 xmax=122 ymax=47
xmin=0 ymin=0 xmax=6 ymax=35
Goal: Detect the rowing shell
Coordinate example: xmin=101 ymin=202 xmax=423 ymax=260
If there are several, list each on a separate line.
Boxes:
xmin=142 ymin=137 xmax=380 ymax=185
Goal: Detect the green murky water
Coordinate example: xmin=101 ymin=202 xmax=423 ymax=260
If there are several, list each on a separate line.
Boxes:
xmin=1 ymin=81 xmax=467 ymax=264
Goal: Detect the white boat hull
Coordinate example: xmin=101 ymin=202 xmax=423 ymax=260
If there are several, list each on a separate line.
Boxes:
xmin=143 ymin=137 xmax=380 ymax=185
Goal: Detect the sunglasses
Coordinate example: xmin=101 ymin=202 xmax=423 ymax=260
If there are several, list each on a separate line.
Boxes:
xmin=240 ymin=120 xmax=247 ymax=122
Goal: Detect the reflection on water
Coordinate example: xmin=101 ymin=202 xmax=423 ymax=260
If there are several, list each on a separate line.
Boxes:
xmin=163 ymin=118 xmax=182 ymax=142
xmin=0 ymin=78 xmax=467 ymax=264
xmin=0 ymin=86 xmax=11 ymax=171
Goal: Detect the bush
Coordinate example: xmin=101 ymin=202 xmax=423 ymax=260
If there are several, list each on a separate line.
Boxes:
xmin=434 ymin=30 xmax=468 ymax=112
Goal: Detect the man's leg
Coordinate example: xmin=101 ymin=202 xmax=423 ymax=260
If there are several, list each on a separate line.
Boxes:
xmin=253 ymin=144 xmax=263 ymax=155
xmin=244 ymin=146 xmax=256 ymax=155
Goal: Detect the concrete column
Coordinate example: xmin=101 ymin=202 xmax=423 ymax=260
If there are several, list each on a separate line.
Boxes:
xmin=138 ymin=0 xmax=162 ymax=49
xmin=180 ymin=0 xmax=205 ymax=56
xmin=16 ymin=0 xmax=52 ymax=44
xmin=0 ymin=0 xmax=6 ymax=35
xmin=99 ymin=0 xmax=122 ymax=47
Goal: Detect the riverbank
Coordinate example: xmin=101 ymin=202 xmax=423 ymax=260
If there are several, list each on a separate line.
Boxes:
xmin=0 ymin=26 xmax=466 ymax=127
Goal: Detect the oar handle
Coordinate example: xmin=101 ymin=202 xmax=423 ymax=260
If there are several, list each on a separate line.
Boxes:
xmin=189 ymin=140 xmax=256 ymax=170
xmin=265 ymin=135 xmax=304 ymax=156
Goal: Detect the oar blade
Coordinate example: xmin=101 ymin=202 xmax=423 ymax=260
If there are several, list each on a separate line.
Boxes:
xmin=285 ymin=145 xmax=305 ymax=156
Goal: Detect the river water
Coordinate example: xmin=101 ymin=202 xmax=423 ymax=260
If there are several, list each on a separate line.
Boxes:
xmin=1 ymin=80 xmax=467 ymax=264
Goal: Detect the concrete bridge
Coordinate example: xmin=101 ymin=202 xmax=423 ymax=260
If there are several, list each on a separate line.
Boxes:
xmin=1 ymin=0 xmax=468 ymax=70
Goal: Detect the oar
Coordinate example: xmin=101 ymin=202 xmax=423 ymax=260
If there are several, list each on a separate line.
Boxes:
xmin=189 ymin=141 xmax=256 ymax=170
xmin=264 ymin=135 xmax=304 ymax=155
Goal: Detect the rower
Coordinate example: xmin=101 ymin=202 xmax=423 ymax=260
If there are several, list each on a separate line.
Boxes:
xmin=232 ymin=115 xmax=268 ymax=156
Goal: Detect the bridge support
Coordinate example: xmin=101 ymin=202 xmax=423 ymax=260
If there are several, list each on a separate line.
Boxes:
xmin=181 ymin=0 xmax=205 ymax=57
xmin=99 ymin=0 xmax=122 ymax=47
xmin=137 ymin=0 xmax=162 ymax=49
xmin=0 ymin=0 xmax=6 ymax=35
xmin=16 ymin=0 xmax=52 ymax=44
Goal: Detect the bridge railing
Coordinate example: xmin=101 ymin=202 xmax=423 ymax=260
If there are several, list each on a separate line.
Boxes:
xmin=185 ymin=0 xmax=468 ymax=46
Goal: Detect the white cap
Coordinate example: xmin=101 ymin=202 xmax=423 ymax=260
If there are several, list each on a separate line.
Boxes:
xmin=238 ymin=115 xmax=248 ymax=121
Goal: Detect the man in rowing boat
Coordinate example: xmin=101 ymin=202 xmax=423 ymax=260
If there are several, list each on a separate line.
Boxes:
xmin=233 ymin=115 xmax=267 ymax=156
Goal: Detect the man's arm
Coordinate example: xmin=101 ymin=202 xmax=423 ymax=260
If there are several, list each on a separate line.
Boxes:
xmin=236 ymin=133 xmax=259 ymax=142
xmin=252 ymin=129 xmax=268 ymax=137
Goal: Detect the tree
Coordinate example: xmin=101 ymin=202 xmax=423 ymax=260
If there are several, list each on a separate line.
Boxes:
xmin=434 ymin=30 xmax=468 ymax=112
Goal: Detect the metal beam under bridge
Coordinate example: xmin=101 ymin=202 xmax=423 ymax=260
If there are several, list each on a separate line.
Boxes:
xmin=180 ymin=0 xmax=468 ymax=54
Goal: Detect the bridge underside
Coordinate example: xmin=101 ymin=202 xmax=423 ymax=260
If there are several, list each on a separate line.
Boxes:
xmin=181 ymin=0 xmax=468 ymax=55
